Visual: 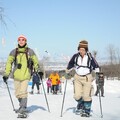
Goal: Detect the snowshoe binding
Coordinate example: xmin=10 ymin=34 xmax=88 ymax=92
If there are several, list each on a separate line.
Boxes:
xmin=75 ymin=108 xmax=83 ymax=115
xmin=15 ymin=107 xmax=29 ymax=113
xmin=17 ymin=113 xmax=28 ymax=118
xmin=81 ymin=112 xmax=91 ymax=117
xmin=75 ymin=102 xmax=84 ymax=115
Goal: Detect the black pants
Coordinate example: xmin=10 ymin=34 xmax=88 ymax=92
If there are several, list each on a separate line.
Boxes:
xmin=52 ymin=85 xmax=57 ymax=94
xmin=95 ymin=85 xmax=104 ymax=96
xmin=32 ymin=82 xmax=39 ymax=90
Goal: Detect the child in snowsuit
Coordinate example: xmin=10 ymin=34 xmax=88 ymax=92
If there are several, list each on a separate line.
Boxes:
xmin=30 ymin=71 xmax=41 ymax=94
xmin=46 ymin=78 xmax=52 ymax=94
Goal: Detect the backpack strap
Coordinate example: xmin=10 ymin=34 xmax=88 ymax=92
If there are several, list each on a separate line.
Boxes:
xmin=14 ymin=47 xmax=29 ymax=66
xmin=87 ymin=52 xmax=92 ymax=60
xmin=75 ymin=52 xmax=91 ymax=69
xmin=87 ymin=52 xmax=92 ymax=68
xmin=14 ymin=48 xmax=18 ymax=65
xmin=25 ymin=47 xmax=29 ymax=62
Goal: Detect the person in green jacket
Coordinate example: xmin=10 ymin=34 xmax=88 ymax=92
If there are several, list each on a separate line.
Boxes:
xmin=2 ymin=34 xmax=43 ymax=115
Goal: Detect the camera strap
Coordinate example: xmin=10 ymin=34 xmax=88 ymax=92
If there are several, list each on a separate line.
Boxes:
xmin=14 ymin=47 xmax=29 ymax=66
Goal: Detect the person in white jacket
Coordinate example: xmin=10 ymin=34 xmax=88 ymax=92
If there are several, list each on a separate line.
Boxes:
xmin=66 ymin=40 xmax=100 ymax=117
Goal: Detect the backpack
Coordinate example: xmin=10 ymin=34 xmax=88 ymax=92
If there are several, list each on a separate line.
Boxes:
xmin=75 ymin=52 xmax=92 ymax=69
xmin=14 ymin=47 xmax=34 ymax=75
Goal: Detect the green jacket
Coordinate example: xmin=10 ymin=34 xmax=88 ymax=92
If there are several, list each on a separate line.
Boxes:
xmin=4 ymin=45 xmax=40 ymax=81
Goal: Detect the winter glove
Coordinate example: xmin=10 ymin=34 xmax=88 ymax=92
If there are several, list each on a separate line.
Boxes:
xmin=64 ymin=73 xmax=71 ymax=79
xmin=39 ymin=82 xmax=41 ymax=85
xmin=3 ymin=76 xmax=8 ymax=84
xmin=38 ymin=72 xmax=43 ymax=79
xmin=65 ymin=69 xmax=70 ymax=74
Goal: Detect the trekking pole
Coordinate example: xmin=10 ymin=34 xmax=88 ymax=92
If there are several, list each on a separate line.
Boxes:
xmin=96 ymin=73 xmax=103 ymax=118
xmin=60 ymin=74 xmax=68 ymax=117
xmin=5 ymin=81 xmax=16 ymax=112
xmin=97 ymin=84 xmax=103 ymax=118
xmin=38 ymin=74 xmax=50 ymax=112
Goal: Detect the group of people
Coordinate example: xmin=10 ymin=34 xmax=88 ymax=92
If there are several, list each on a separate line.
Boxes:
xmin=29 ymin=71 xmax=62 ymax=95
xmin=2 ymin=34 xmax=104 ymax=118
xmin=46 ymin=71 xmax=62 ymax=94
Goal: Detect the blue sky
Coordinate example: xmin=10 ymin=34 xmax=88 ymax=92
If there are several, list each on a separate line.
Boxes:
xmin=0 ymin=0 xmax=120 ymax=60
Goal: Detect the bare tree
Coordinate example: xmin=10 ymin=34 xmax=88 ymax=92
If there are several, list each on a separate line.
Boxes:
xmin=116 ymin=47 xmax=120 ymax=64
xmin=91 ymin=50 xmax=98 ymax=77
xmin=106 ymin=44 xmax=116 ymax=65
xmin=92 ymin=50 xmax=98 ymax=59
xmin=0 ymin=6 xmax=7 ymax=27
xmin=101 ymin=44 xmax=120 ymax=79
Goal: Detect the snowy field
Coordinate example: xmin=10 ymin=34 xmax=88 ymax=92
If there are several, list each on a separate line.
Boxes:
xmin=0 ymin=75 xmax=120 ymax=120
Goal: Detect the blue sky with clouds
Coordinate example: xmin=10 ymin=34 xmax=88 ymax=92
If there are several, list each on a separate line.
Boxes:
xmin=0 ymin=0 xmax=120 ymax=60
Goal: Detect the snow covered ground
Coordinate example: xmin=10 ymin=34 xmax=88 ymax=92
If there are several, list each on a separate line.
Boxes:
xmin=0 ymin=75 xmax=120 ymax=120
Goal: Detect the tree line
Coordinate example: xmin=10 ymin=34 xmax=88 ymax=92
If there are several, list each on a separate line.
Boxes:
xmin=93 ymin=44 xmax=120 ymax=80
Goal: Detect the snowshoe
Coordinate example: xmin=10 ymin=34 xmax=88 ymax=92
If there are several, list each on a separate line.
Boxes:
xmin=81 ymin=112 xmax=91 ymax=117
xmin=75 ymin=108 xmax=83 ymax=115
xmin=17 ymin=113 xmax=28 ymax=118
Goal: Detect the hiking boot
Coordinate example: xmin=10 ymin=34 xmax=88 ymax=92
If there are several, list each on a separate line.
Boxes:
xmin=75 ymin=102 xmax=83 ymax=115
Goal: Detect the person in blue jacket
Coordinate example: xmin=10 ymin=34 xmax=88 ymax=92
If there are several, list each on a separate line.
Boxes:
xmin=30 ymin=71 xmax=41 ymax=94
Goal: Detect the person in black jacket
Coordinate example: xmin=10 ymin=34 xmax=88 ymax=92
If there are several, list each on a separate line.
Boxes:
xmin=95 ymin=72 xmax=105 ymax=97
xmin=30 ymin=71 xmax=41 ymax=94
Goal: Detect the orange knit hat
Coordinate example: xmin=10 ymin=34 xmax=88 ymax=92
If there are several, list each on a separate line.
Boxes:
xmin=18 ymin=35 xmax=27 ymax=41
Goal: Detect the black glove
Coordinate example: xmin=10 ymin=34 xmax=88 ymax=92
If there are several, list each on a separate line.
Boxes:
xmin=3 ymin=76 xmax=8 ymax=84
xmin=38 ymin=72 xmax=43 ymax=78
